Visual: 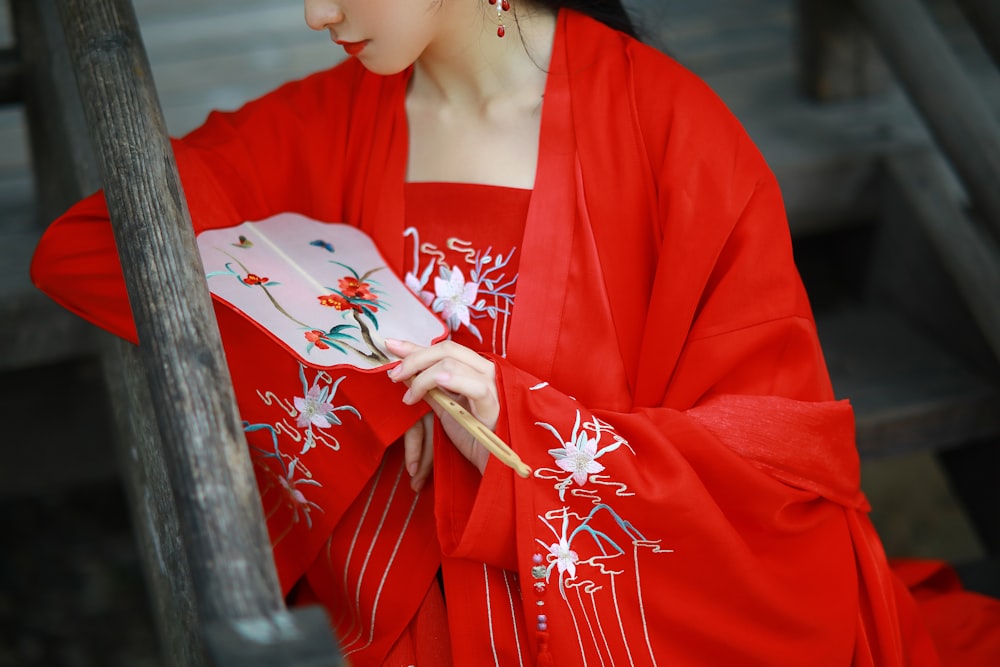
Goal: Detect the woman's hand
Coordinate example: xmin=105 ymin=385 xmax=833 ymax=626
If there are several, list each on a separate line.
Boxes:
xmin=402 ymin=413 xmax=435 ymax=493
xmin=387 ymin=338 xmax=499 ymax=483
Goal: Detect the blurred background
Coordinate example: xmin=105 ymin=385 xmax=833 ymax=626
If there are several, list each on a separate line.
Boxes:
xmin=1 ymin=0 xmax=998 ymax=665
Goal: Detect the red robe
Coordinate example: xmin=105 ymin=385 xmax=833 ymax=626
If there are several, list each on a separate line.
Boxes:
xmin=30 ymin=9 xmax=999 ymax=666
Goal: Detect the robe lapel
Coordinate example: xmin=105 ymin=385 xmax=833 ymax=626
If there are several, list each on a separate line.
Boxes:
xmin=506 ymin=11 xmax=579 ymax=383
xmin=350 ymin=69 xmax=411 ymax=275
xmin=508 ymin=11 xmax=660 ymax=400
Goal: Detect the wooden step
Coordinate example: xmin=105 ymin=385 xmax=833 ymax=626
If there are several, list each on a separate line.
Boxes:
xmin=816 ymin=305 xmax=1000 ymax=458
xmin=0 ymin=230 xmax=103 ymax=373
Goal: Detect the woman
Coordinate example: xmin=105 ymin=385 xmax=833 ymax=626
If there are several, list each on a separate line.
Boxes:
xmin=30 ymin=0 xmax=999 ymax=664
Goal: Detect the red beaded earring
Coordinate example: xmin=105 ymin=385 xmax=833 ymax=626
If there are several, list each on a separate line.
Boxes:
xmin=488 ymin=0 xmax=511 ymax=38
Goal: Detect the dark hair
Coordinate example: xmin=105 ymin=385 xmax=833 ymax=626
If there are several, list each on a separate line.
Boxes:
xmin=530 ymin=0 xmax=638 ymax=39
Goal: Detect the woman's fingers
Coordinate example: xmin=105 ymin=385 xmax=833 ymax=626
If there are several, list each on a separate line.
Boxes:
xmin=413 ymin=364 xmax=499 ymax=428
xmin=402 ymin=412 xmax=435 ymax=493
xmin=386 ymin=338 xmax=494 ymax=378
xmin=387 ymin=339 xmax=499 ymax=430
xmin=386 ymin=338 xmax=500 ymax=474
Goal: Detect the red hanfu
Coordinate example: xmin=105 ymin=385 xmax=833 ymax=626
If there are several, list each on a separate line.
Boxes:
xmin=30 ymin=9 xmax=1000 ymax=666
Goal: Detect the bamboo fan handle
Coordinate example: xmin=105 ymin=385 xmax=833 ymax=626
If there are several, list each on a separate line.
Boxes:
xmin=426 ymin=388 xmax=532 ymax=478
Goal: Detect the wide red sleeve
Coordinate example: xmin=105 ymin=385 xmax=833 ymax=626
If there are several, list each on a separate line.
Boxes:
xmin=433 ymin=163 xmax=940 ymax=665
xmin=30 ymin=64 xmax=359 ymax=343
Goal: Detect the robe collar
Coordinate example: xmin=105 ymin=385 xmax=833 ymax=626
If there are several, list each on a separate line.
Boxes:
xmin=348 ymin=10 xmax=658 ymax=391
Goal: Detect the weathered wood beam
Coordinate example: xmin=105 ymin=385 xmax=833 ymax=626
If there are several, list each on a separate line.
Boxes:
xmin=954 ymin=0 xmax=1000 ymax=70
xmin=817 ymin=306 xmax=1000 ymax=458
xmin=55 ymin=1 xmax=340 ymax=664
xmin=9 ymin=0 xmax=100 ymax=224
xmin=884 ymin=149 xmax=1000 ymax=364
xmin=0 ymin=47 xmax=22 ymax=106
xmin=795 ymin=0 xmax=888 ymax=101
xmin=57 ymin=0 xmax=283 ymax=619
xmin=11 ymin=1 xmax=199 ymax=660
xmin=856 ymin=0 xmax=1000 ymax=241
xmin=101 ymin=336 xmax=209 ymax=667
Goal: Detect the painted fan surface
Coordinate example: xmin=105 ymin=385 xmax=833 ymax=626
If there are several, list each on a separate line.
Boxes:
xmin=197 ymin=213 xmax=447 ymax=370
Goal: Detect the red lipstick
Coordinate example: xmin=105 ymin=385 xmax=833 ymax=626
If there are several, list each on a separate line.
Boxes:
xmin=337 ymin=40 xmax=368 ymax=57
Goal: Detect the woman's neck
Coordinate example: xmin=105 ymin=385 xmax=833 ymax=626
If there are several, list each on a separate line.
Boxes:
xmin=409 ymin=3 xmax=557 ymax=111
xmin=404 ymin=3 xmax=557 ymax=188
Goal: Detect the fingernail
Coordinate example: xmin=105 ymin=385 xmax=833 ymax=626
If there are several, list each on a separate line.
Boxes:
xmin=387 ymin=365 xmax=400 ymax=380
xmin=402 ymin=389 xmax=413 ymax=404
xmin=407 ymin=462 xmax=417 ymax=477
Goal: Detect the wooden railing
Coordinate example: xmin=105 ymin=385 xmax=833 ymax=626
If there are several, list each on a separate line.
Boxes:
xmin=954 ymin=0 xmax=1000 ymax=68
xmin=13 ymin=0 xmax=344 ymax=664
xmin=841 ymin=0 xmax=1000 ymax=363
xmin=855 ymin=0 xmax=1000 ymax=241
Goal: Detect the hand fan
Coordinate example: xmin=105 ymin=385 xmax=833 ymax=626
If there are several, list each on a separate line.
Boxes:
xmin=197 ymin=212 xmax=530 ymax=477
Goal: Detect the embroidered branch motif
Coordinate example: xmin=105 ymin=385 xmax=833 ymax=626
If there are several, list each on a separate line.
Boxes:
xmin=241 ymin=364 xmax=365 ymax=546
xmin=244 ymin=422 xmax=323 ymax=536
xmin=529 ymin=395 xmax=674 ymax=663
xmin=207 ymin=256 xmax=309 ymax=326
xmin=535 ymin=505 xmax=653 ymax=591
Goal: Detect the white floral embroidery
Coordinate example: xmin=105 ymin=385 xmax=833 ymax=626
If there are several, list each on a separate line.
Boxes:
xmin=537 ymin=410 xmax=627 ymax=497
xmin=404 ymin=268 xmax=435 ymax=308
xmin=551 ymin=430 xmax=606 ymax=486
xmin=294 ymin=385 xmax=335 ymax=428
xmin=291 ymin=371 xmax=361 ymax=453
xmin=531 ymin=392 xmax=673 ymax=663
xmin=277 ymin=457 xmax=323 ymax=528
xmin=548 ymin=536 xmax=580 ymax=579
xmin=403 ymin=227 xmax=517 ymax=354
xmin=432 ymin=265 xmax=480 ymax=332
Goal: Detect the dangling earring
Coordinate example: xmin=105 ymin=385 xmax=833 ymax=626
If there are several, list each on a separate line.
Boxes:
xmin=488 ymin=0 xmax=511 ymax=38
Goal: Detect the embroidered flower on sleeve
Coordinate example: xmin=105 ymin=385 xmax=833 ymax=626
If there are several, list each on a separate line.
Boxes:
xmin=277 ymin=458 xmax=323 ymax=528
xmin=548 ymin=536 xmax=580 ymax=579
xmin=294 ymin=385 xmax=336 ymax=429
xmin=550 ymin=431 xmax=606 ymax=486
xmin=432 ymin=266 xmax=479 ymax=331
xmin=292 ymin=375 xmax=362 ymax=454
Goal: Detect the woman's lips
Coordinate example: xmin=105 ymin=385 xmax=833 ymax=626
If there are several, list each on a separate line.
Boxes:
xmin=337 ymin=40 xmax=368 ymax=56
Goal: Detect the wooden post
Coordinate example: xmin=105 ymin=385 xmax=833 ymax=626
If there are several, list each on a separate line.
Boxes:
xmin=9 ymin=0 xmax=101 ymax=225
xmin=856 ymin=0 xmax=1000 ymax=242
xmin=795 ymin=0 xmax=889 ymax=101
xmin=102 ymin=336 xmax=209 ymax=667
xmin=55 ymin=0 xmax=341 ymax=664
xmin=57 ymin=0 xmax=284 ymax=622
xmin=12 ymin=2 xmax=204 ymax=661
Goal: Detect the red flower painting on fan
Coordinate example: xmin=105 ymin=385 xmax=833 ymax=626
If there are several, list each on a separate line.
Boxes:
xmin=197 ymin=213 xmax=446 ymax=370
